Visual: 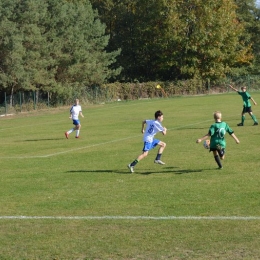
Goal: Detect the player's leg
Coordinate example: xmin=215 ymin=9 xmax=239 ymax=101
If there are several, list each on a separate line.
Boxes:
xmin=154 ymin=141 xmax=166 ymax=165
xmin=237 ymin=109 xmax=245 ymax=126
xmin=216 ymin=144 xmax=225 ymax=159
xmin=65 ymin=122 xmax=76 ymax=138
xmin=213 ymin=150 xmax=223 ymax=169
xmin=249 ymin=111 xmax=258 ymax=125
xmin=137 ymin=151 xmax=149 ymax=161
xmin=128 ymin=142 xmax=151 ymax=173
xmin=128 ymin=151 xmax=149 ymax=173
xmin=75 ymin=124 xmax=81 ymax=138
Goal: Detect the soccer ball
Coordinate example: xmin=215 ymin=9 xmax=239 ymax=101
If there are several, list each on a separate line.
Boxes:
xmin=203 ymin=139 xmax=210 ymax=149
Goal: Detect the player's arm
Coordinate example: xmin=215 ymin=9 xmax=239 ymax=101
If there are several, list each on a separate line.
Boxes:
xmin=80 ymin=111 xmax=84 ymax=117
xmin=231 ymin=133 xmax=240 ymax=144
xmin=162 ymin=127 xmax=167 ymax=135
xmin=250 ymin=97 xmax=257 ymax=105
xmin=228 ymin=84 xmax=238 ymax=92
xmin=141 ymin=120 xmax=146 ymax=133
xmin=69 ymin=107 xmax=73 ymax=119
xmin=196 ymin=133 xmax=210 ymax=143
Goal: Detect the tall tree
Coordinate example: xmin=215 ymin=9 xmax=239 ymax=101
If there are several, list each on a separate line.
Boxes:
xmin=44 ymin=0 xmax=121 ymax=88
xmin=15 ymin=0 xmax=56 ymax=91
xmin=0 ymin=0 xmax=28 ymax=95
xmin=234 ymin=0 xmax=260 ymax=75
xmin=91 ymin=0 xmax=175 ymax=81
xmin=172 ymin=0 xmax=253 ymax=80
xmin=90 ymin=0 xmax=253 ymax=81
xmin=0 ymin=0 xmax=121 ymax=97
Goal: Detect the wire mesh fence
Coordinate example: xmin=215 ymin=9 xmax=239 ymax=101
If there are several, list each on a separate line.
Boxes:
xmin=0 ymin=87 xmax=115 ymax=116
xmin=1 ymin=76 xmax=260 ymax=116
xmin=0 ymin=91 xmax=49 ymax=116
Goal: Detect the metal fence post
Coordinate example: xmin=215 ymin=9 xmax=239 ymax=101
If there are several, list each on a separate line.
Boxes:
xmin=19 ymin=91 xmax=22 ymax=112
xmin=34 ymin=91 xmax=36 ymax=110
xmin=4 ymin=92 xmax=7 ymax=115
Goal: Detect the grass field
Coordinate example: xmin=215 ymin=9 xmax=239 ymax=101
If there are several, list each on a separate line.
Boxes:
xmin=0 ymin=93 xmax=260 ymax=260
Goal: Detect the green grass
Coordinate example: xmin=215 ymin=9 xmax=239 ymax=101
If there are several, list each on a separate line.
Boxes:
xmin=0 ymin=93 xmax=260 ymax=259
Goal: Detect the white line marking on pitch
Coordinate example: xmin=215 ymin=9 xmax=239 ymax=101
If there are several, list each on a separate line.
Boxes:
xmin=1 ymin=135 xmax=139 ymax=159
xmin=0 ymin=215 xmax=260 ymax=220
xmin=1 ymin=119 xmax=213 ymax=159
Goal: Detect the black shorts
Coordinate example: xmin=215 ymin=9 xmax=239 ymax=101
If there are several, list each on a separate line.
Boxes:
xmin=210 ymin=147 xmax=225 ymax=158
xmin=242 ymin=106 xmax=252 ymax=113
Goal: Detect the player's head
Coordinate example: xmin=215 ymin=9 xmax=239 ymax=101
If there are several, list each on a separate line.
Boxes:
xmin=75 ymin=99 xmax=79 ymax=105
xmin=155 ymin=110 xmax=164 ymax=121
xmin=213 ymin=111 xmax=222 ymax=121
xmin=241 ymin=86 xmax=247 ymax=92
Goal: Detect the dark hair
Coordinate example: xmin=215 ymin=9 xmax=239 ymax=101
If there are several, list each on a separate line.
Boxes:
xmin=154 ymin=110 xmax=163 ymax=119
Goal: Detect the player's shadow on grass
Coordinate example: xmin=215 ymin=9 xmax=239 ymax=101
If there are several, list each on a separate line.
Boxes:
xmin=138 ymin=166 xmax=177 ymax=175
xmin=24 ymin=138 xmax=64 ymax=141
xmin=172 ymin=169 xmax=203 ymax=174
xmin=67 ymin=169 xmax=175 ymax=175
xmin=139 ymin=168 xmax=203 ymax=175
xmin=67 ymin=170 xmax=126 ymax=174
xmin=67 ymin=167 xmax=204 ymax=175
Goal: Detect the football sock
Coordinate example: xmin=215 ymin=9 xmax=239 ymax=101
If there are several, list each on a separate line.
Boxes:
xmin=155 ymin=154 xmax=162 ymax=160
xmin=251 ymin=114 xmax=257 ymax=122
xmin=68 ymin=129 xmax=74 ymax=134
xmin=242 ymin=115 xmax=245 ymax=124
xmin=214 ymin=155 xmax=222 ymax=168
xmin=131 ymin=159 xmax=139 ymax=167
xmin=76 ymin=130 xmax=79 ymax=136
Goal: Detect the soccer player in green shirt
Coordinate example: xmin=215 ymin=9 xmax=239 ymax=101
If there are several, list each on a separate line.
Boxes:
xmin=196 ymin=111 xmax=240 ymax=169
xmin=229 ymin=84 xmax=258 ymax=126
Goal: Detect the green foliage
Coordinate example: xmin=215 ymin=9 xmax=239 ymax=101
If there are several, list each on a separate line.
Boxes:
xmin=2 ymin=75 xmax=260 ymax=114
xmin=173 ymin=0 xmax=253 ymax=79
xmin=102 ymin=80 xmax=209 ymax=100
xmin=0 ymin=0 xmax=121 ymax=96
xmin=91 ymin=0 xmax=256 ymax=82
xmin=234 ymin=0 xmax=260 ymax=75
xmin=1 ymin=0 xmax=260 ymax=102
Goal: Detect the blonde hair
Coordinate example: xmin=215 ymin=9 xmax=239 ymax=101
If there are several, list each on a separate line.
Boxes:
xmin=213 ymin=111 xmax=222 ymax=120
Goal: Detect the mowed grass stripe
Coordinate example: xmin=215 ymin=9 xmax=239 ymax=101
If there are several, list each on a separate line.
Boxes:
xmin=1 ymin=215 xmax=260 ymax=220
xmin=0 ymin=93 xmax=260 ymax=259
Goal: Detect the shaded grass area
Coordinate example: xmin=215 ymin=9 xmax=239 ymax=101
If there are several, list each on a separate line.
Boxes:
xmin=0 ymin=93 xmax=260 ymax=259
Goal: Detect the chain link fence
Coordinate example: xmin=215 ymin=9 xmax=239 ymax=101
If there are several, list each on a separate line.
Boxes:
xmin=0 ymin=87 xmax=116 ymax=116
xmin=0 ymin=91 xmax=50 ymax=116
xmin=1 ymin=76 xmax=260 ymax=116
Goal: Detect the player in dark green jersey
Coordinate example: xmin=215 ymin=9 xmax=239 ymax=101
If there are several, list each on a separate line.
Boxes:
xmin=196 ymin=111 xmax=240 ymax=169
xmin=229 ymin=84 xmax=258 ymax=126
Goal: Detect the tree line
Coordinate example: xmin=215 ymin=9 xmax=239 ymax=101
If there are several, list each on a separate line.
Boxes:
xmin=90 ymin=0 xmax=260 ymax=81
xmin=1 ymin=0 xmax=260 ymax=102
xmin=0 ymin=0 xmax=121 ymax=101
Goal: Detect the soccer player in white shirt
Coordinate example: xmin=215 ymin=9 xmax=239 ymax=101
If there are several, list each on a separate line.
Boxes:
xmin=128 ymin=110 xmax=167 ymax=173
xmin=65 ymin=99 xmax=84 ymax=139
